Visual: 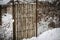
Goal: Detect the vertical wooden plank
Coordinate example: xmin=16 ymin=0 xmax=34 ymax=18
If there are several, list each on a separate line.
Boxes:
xmin=15 ymin=3 xmax=36 ymax=40
xmin=36 ymin=4 xmax=37 ymax=36
xmin=16 ymin=4 xmax=18 ymax=40
xmin=15 ymin=4 xmax=18 ymax=40
xmin=33 ymin=4 xmax=36 ymax=37
xmin=0 ymin=5 xmax=2 ymax=25
xmin=12 ymin=0 xmax=16 ymax=40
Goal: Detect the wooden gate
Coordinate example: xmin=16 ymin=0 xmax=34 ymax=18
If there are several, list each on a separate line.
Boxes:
xmin=15 ymin=3 xmax=36 ymax=40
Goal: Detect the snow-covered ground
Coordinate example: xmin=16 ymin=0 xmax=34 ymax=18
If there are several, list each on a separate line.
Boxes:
xmin=23 ymin=28 xmax=60 ymax=40
xmin=37 ymin=28 xmax=60 ymax=40
xmin=37 ymin=15 xmax=59 ymax=35
xmin=0 ymin=13 xmax=14 ymax=40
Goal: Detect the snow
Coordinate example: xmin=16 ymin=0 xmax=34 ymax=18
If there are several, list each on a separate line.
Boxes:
xmin=37 ymin=28 xmax=60 ymax=40
xmin=23 ymin=28 xmax=60 ymax=40
xmin=0 ymin=0 xmax=57 ymax=5
xmin=0 ymin=13 xmax=14 ymax=40
xmin=0 ymin=0 xmax=10 ymax=5
xmin=37 ymin=15 xmax=59 ymax=35
xmin=38 ymin=0 xmax=56 ymax=3
xmin=23 ymin=37 xmax=37 ymax=40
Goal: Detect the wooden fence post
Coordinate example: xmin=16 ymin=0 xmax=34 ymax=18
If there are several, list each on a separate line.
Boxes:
xmin=0 ymin=5 xmax=2 ymax=25
xmin=12 ymin=0 xmax=16 ymax=40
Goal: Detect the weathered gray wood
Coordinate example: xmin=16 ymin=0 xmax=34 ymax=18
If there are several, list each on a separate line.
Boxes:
xmin=15 ymin=3 xmax=36 ymax=39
